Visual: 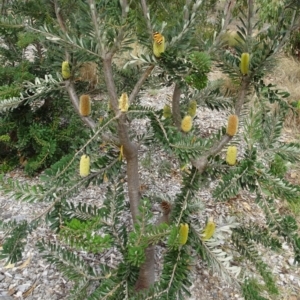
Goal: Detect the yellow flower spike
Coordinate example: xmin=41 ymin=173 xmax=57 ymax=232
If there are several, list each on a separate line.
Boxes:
xmin=226 ymin=146 xmax=237 ymax=166
xmin=240 ymin=52 xmax=250 ymax=75
xmin=188 ymin=100 xmax=197 ymax=118
xmin=79 ymin=94 xmax=91 ymax=117
xmin=202 ymin=217 xmax=216 ymax=241
xmin=181 ymin=115 xmax=193 ymax=133
xmin=119 ymin=145 xmax=124 ymax=161
xmin=118 ymin=93 xmax=129 ymax=112
xmin=163 ymin=104 xmax=172 ymax=118
xmin=153 ymin=32 xmax=165 ymax=58
xmin=79 ymin=155 xmax=90 ymax=177
xmin=179 ymin=223 xmax=189 ymax=245
xmin=226 ymin=114 xmax=239 ymax=137
xmin=61 ymin=61 xmax=71 ymax=79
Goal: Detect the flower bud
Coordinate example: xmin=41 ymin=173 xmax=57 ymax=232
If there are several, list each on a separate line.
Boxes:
xmin=240 ymin=52 xmax=250 ymax=75
xmin=153 ymin=32 xmax=165 ymax=58
xmin=202 ymin=217 xmax=216 ymax=241
xmin=62 ymin=61 xmax=71 ymax=79
xmin=226 ymin=146 xmax=237 ymax=166
xmin=188 ymin=100 xmax=197 ymax=118
xmin=181 ymin=115 xmax=193 ymax=133
xmin=79 ymin=94 xmax=91 ymax=116
xmin=179 ymin=223 xmax=189 ymax=245
xmin=226 ymin=114 xmax=238 ymax=136
xmin=118 ymin=92 xmax=129 ymax=112
xmin=80 ymin=155 xmax=90 ymax=177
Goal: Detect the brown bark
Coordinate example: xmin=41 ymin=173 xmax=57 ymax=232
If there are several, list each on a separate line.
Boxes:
xmin=135 ymin=246 xmax=155 ymax=291
xmin=172 ymin=83 xmax=182 ymax=130
xmin=103 ymin=56 xmax=155 ymax=290
xmin=192 ymin=76 xmax=251 ymax=173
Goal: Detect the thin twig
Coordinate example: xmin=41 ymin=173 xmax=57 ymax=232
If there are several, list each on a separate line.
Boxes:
xmin=172 ymin=83 xmax=182 ymax=130
xmin=129 ymin=65 xmax=155 ymax=104
xmin=88 ymin=0 xmax=104 ymax=56
xmin=140 ymin=0 xmax=152 ymax=35
xmin=65 ymin=80 xmax=96 ymax=129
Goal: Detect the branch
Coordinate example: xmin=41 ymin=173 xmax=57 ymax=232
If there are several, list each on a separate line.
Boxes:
xmin=53 ymin=0 xmax=70 ymax=61
xmin=172 ymin=83 xmax=182 ymax=130
xmin=65 ymin=80 xmax=96 ymax=129
xmin=140 ymin=0 xmax=152 ymax=35
xmin=247 ymin=0 xmax=254 ymax=37
xmin=129 ymin=65 xmax=155 ymax=104
xmin=277 ymin=9 xmax=298 ymax=51
xmin=54 ymin=0 xmax=67 ymax=33
xmin=52 ymin=0 xmax=97 ymax=130
xmin=210 ymin=0 xmax=237 ymax=51
xmin=183 ymin=0 xmax=192 ymax=21
xmin=192 ymin=76 xmax=251 ymax=173
xmin=102 ymin=58 xmax=140 ymax=222
xmin=88 ymin=0 xmax=104 ymax=56
xmin=108 ymin=0 xmax=130 ymax=56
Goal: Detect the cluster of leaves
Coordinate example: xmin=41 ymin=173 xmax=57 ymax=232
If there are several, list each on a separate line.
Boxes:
xmin=0 ymin=0 xmax=91 ymax=175
xmin=1 ymin=0 xmax=300 ymax=300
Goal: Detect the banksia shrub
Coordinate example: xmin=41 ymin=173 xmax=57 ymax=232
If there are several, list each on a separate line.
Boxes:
xmin=202 ymin=217 xmax=216 ymax=241
xmin=226 ymin=146 xmax=237 ymax=166
xmin=118 ymin=92 xmax=129 ymax=112
xmin=163 ymin=104 xmax=172 ymax=118
xmin=226 ymin=114 xmax=239 ymax=136
xmin=188 ymin=100 xmax=197 ymax=117
xmin=240 ymin=52 xmax=250 ymax=75
xmin=62 ymin=61 xmax=71 ymax=79
xmin=80 ymin=154 xmax=90 ymax=177
xmin=79 ymin=95 xmax=91 ymax=117
xmin=181 ymin=115 xmax=193 ymax=132
xmin=179 ymin=223 xmax=189 ymax=245
xmin=153 ymin=32 xmax=165 ymax=58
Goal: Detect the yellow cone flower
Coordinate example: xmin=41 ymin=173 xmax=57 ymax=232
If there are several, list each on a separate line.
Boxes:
xmin=62 ymin=61 xmax=71 ymax=79
xmin=79 ymin=95 xmax=91 ymax=117
xmin=118 ymin=93 xmax=129 ymax=112
xmin=80 ymin=155 xmax=90 ymax=177
xmin=240 ymin=52 xmax=250 ymax=75
xmin=226 ymin=114 xmax=238 ymax=137
xmin=226 ymin=146 xmax=237 ymax=166
xmin=153 ymin=32 xmax=165 ymax=58
xmin=181 ymin=115 xmax=193 ymax=133
xmin=179 ymin=223 xmax=189 ymax=245
xmin=202 ymin=217 xmax=216 ymax=241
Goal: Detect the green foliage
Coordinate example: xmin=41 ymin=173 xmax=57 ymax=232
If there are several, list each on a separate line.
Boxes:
xmin=1 ymin=0 xmax=300 ymax=299
xmin=232 ymin=229 xmax=279 ymax=295
xmin=61 ymin=218 xmax=112 ymax=253
xmin=0 ymin=97 xmax=88 ymax=175
xmin=184 ymin=51 xmax=211 ymax=90
xmin=242 ymin=278 xmax=268 ymax=300
xmin=0 ymin=1 xmax=89 ymax=175
xmin=270 ymin=153 xmax=288 ymax=177
xmin=0 ymin=219 xmax=39 ymax=263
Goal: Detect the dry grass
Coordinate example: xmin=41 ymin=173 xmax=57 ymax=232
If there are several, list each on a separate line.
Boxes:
xmin=267 ymin=53 xmax=300 ymax=131
xmin=269 ymin=53 xmax=300 ymax=101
